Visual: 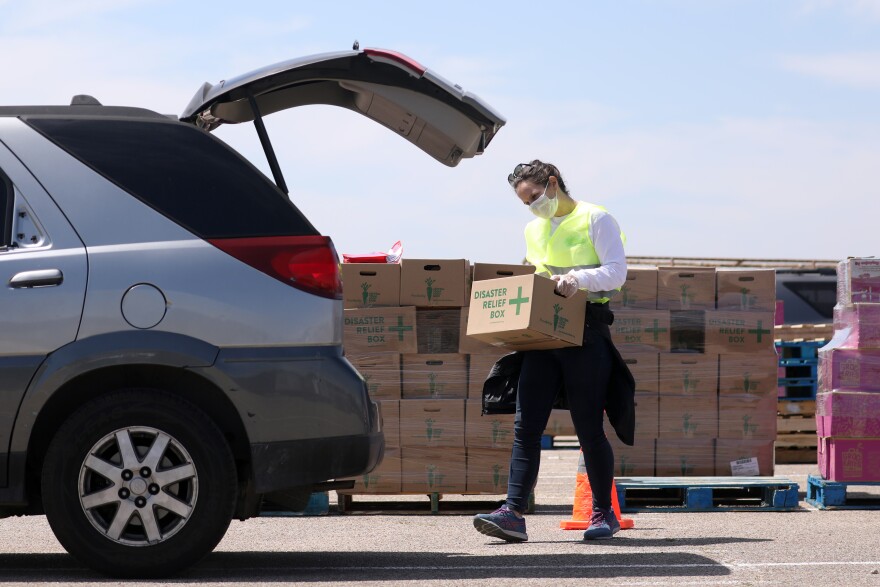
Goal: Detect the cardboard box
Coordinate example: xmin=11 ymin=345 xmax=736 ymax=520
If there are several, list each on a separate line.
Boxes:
xmin=833 ymin=303 xmax=880 ymax=349
xmin=399 ymin=399 xmax=465 ymax=447
xmin=338 ymin=448 xmax=402 ymax=494
xmin=670 ymin=310 xmax=705 ymax=353
xmin=655 ymin=439 xmax=715 ymax=476
xmin=657 ymin=267 xmax=716 ymax=310
xmin=473 ymin=262 xmax=535 ymax=282
xmin=658 ymin=353 xmax=718 ymax=395
xmin=341 ymin=263 xmax=401 ymax=308
xmin=816 ymin=391 xmax=880 ymax=437
xmin=818 ymin=437 xmax=880 ymax=482
xmin=610 ymin=310 xmax=671 ymax=352
xmin=466 ymin=274 xmax=587 ymax=350
xmin=818 ymin=347 xmax=880 ymax=392
xmin=344 ymin=307 xmax=417 ymax=353
xmin=401 ymin=354 xmax=467 ymax=399
xmin=459 ymin=308 xmax=508 ymax=354
xmin=718 ymin=394 xmax=777 ymax=440
xmin=607 ymin=392 xmax=658 ymax=439
xmin=348 ymin=353 xmax=401 ymax=400
xmin=467 ymin=351 xmax=509 ymax=399
xmin=611 ymin=267 xmax=658 ymax=310
xmin=719 ymin=353 xmax=780 ymax=396
xmin=545 ymin=409 xmax=576 ymax=436
xmin=838 ymin=258 xmax=880 ymax=305
xmin=609 ymin=436 xmax=655 ymax=476
xmin=466 ymin=400 xmax=515 ymax=448
xmin=466 ymin=448 xmax=511 ymax=494
xmin=378 ymin=400 xmax=400 ymax=447
xmin=620 ymin=352 xmax=659 ymax=393
xmin=401 ymin=447 xmax=467 ymax=493
xmin=715 ymin=440 xmax=774 ymax=476
xmin=400 ymin=259 xmax=469 ymax=308
xmin=704 ymin=311 xmax=776 ymax=355
xmin=716 ymin=269 xmax=776 ymax=312
xmin=416 ymin=309 xmax=462 ymax=354
xmin=658 ymin=394 xmax=718 ymax=439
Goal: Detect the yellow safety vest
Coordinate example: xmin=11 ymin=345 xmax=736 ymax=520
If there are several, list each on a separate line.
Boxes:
xmin=524 ymin=201 xmax=625 ymax=304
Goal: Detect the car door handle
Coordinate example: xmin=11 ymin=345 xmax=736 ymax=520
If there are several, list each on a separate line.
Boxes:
xmin=9 ymin=269 xmax=64 ymax=288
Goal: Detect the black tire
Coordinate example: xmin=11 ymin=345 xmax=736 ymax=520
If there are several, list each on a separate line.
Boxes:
xmin=41 ymin=389 xmax=237 ymax=578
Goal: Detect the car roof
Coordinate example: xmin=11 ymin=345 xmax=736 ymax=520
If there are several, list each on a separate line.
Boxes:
xmin=0 ymin=105 xmax=170 ymax=120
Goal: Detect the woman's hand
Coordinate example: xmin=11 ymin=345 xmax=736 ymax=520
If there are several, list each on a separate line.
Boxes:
xmin=551 ymin=274 xmax=579 ymax=298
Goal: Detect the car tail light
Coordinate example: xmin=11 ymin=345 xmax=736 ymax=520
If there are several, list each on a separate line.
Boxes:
xmin=363 ymin=48 xmax=426 ymax=76
xmin=209 ymin=235 xmax=342 ymax=299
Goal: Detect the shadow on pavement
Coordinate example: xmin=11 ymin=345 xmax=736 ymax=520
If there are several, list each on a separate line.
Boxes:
xmin=0 ymin=550 xmax=731 ymax=582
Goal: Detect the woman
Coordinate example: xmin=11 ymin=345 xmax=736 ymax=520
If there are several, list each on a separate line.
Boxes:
xmin=473 ymin=160 xmax=633 ymax=542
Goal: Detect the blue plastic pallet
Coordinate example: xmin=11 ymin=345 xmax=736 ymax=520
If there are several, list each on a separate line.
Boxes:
xmin=776 ymin=341 xmax=824 ymax=359
xmin=778 ymin=376 xmax=817 ymax=387
xmin=615 ymin=477 xmax=800 ymax=512
xmin=806 ymin=474 xmax=880 ymax=510
xmin=260 ymin=491 xmax=330 ymax=517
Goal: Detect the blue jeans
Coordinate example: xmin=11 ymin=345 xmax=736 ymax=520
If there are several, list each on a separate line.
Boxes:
xmin=505 ymin=327 xmax=614 ymax=513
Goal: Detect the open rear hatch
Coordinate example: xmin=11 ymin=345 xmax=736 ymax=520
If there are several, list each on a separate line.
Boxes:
xmin=181 ymin=48 xmax=506 ymax=191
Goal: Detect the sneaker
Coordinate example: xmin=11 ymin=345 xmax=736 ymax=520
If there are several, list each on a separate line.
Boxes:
xmin=473 ymin=505 xmax=528 ymax=542
xmin=582 ymin=507 xmax=620 ymax=540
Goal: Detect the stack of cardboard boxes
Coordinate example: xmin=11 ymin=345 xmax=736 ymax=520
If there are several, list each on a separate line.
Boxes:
xmin=338 ymin=260 xmax=528 ymax=496
xmin=340 ymin=260 xmax=780 ymax=496
xmin=816 ymin=258 xmax=880 ymax=482
xmin=605 ymin=266 xmax=778 ymax=476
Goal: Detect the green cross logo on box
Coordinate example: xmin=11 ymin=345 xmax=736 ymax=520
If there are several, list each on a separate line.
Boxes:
xmin=362 ymin=473 xmax=379 ymax=489
xmin=618 ymin=457 xmax=634 ymax=476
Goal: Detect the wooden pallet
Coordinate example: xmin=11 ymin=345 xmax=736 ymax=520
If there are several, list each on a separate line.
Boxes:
xmin=777 ymin=415 xmax=817 ymax=434
xmin=775 ymin=446 xmax=817 ymax=464
xmin=778 ymin=399 xmax=816 ymax=417
xmin=806 ymin=474 xmax=880 ymax=510
xmin=774 ymin=325 xmax=832 ymax=343
xmin=336 ymin=492 xmax=536 ymax=515
xmin=615 ymin=477 xmax=800 ymax=512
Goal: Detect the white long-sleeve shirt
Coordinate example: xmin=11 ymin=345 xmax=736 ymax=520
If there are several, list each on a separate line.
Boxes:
xmin=549 ymin=203 xmax=627 ymax=295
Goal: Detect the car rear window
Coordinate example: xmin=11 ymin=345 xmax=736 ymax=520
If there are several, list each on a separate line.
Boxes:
xmin=25 ymin=118 xmax=315 ymax=239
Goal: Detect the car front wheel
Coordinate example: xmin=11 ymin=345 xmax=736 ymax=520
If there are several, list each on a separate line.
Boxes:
xmin=41 ymin=389 xmax=237 ymax=578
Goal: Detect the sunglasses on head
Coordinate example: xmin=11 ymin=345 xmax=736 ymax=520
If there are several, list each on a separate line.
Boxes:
xmin=507 ymin=162 xmax=533 ymax=186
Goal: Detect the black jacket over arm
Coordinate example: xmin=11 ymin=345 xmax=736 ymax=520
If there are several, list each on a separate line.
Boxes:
xmin=480 ymin=303 xmax=636 ymax=446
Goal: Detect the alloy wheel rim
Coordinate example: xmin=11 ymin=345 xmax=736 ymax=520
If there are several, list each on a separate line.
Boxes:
xmin=77 ymin=426 xmax=199 ymax=547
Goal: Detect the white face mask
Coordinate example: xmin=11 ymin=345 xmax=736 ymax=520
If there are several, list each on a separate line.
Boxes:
xmin=529 ymin=184 xmax=558 ymax=219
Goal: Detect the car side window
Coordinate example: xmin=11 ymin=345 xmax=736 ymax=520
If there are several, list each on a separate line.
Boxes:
xmin=1 ymin=170 xmax=13 ymax=249
xmin=25 ymin=118 xmax=316 ymax=240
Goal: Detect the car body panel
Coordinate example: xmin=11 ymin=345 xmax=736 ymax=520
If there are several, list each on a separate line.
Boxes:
xmin=0 ymin=133 xmax=87 ymax=488
xmin=0 ymin=118 xmax=341 ymax=347
xmin=181 ymin=49 xmax=505 ymax=167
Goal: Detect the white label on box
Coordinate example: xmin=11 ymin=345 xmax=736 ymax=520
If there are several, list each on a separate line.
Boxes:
xmin=730 ymin=457 xmax=760 ymax=476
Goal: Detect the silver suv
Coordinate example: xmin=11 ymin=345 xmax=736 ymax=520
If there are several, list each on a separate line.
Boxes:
xmin=0 ymin=47 xmax=504 ymax=577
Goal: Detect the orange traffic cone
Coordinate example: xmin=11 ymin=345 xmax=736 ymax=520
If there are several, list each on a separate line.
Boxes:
xmin=560 ymin=449 xmax=633 ymax=530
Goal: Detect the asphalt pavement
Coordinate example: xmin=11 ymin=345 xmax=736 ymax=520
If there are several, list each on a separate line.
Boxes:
xmin=1 ymin=451 xmax=879 ymax=586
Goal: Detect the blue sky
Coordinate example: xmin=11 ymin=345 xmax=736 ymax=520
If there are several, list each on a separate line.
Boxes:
xmin=2 ymin=0 xmax=878 ymax=264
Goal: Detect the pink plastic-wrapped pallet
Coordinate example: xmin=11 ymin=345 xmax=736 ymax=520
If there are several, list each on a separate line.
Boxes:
xmin=837 ymin=258 xmax=880 ymax=305
xmin=833 ymin=303 xmax=880 ymax=349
